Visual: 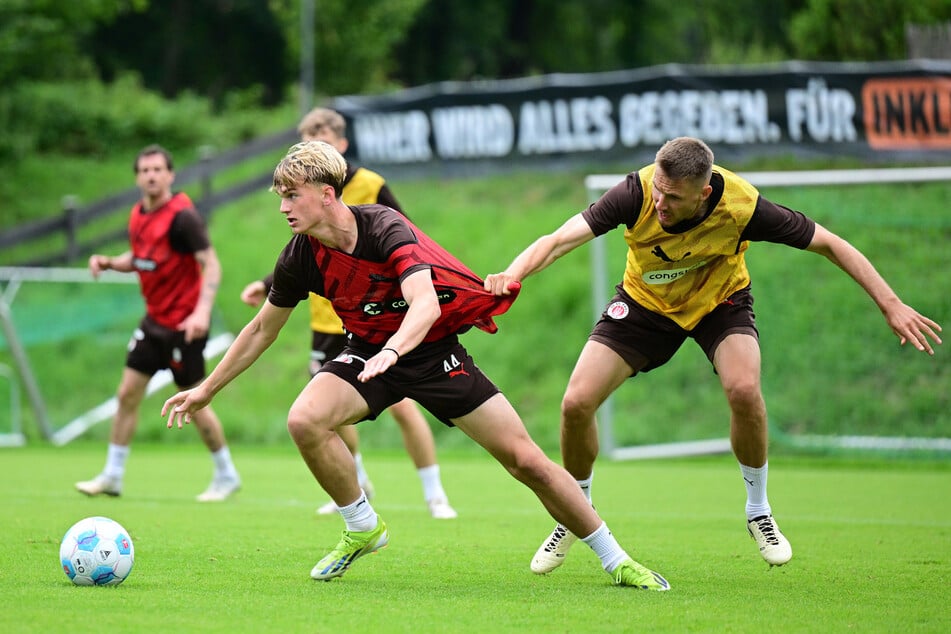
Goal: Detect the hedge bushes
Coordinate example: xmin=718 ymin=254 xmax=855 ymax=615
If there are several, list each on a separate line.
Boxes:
xmin=0 ymin=74 xmax=287 ymax=162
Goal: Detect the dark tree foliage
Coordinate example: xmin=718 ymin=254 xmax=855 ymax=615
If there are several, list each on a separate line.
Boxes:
xmin=789 ymin=0 xmax=951 ymax=61
xmin=0 ymin=0 xmax=143 ymax=87
xmin=88 ymin=0 xmax=289 ymax=107
xmin=390 ymin=0 xmax=811 ymax=85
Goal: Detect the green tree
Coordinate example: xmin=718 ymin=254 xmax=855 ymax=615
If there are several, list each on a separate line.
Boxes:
xmin=0 ymin=0 xmax=146 ymax=87
xmin=90 ymin=0 xmax=288 ymax=107
xmin=390 ymin=0 xmax=802 ymax=84
xmin=788 ymin=0 xmax=951 ymax=60
xmin=270 ymin=0 xmax=428 ymax=96
xmin=697 ymin=0 xmax=803 ymax=64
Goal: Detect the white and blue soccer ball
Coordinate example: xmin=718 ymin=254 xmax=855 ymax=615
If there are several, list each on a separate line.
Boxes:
xmin=59 ymin=516 xmax=134 ymax=586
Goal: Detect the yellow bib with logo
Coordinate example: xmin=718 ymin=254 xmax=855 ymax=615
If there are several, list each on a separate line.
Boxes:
xmin=622 ymin=164 xmax=758 ymax=330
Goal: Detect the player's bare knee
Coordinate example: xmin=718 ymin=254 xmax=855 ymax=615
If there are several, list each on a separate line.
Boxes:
xmin=723 ymin=377 xmax=761 ymax=408
xmin=286 ymin=407 xmax=329 ymax=444
xmin=560 ymin=391 xmax=598 ymax=427
xmin=115 ymin=386 xmax=144 ymax=412
xmin=503 ymin=446 xmax=551 ymax=487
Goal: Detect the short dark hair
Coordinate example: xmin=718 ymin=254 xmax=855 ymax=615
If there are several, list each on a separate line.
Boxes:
xmin=134 ymin=144 xmax=174 ymax=172
xmin=655 ymin=137 xmax=713 ymax=182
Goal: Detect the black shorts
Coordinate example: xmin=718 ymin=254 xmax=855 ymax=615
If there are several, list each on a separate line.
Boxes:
xmin=125 ymin=316 xmax=208 ymax=387
xmin=310 ymin=331 xmax=348 ymax=377
xmin=589 ymin=285 xmax=758 ymax=374
xmin=320 ymin=335 xmax=500 ymax=427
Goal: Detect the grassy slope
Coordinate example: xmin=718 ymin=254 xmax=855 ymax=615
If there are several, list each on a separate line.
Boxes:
xmin=1 ymin=161 xmax=949 ymax=453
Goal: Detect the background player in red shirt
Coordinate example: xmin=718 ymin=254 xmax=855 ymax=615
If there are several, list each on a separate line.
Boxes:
xmin=77 ymin=144 xmax=241 ymax=502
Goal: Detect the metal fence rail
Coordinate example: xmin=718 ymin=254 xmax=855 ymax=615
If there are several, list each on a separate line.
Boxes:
xmin=0 ymin=127 xmax=297 ymax=267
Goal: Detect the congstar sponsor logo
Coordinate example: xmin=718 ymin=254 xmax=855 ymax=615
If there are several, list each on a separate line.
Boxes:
xmin=363 ymin=289 xmax=457 ymax=316
xmin=642 ymin=260 xmax=708 ymax=284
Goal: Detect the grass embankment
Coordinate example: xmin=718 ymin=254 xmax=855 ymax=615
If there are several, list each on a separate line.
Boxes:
xmin=1 ymin=158 xmax=948 ymax=453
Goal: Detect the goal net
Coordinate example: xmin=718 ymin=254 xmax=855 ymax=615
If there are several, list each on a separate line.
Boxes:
xmin=584 ymin=167 xmax=951 ymax=460
xmin=0 ymin=267 xmax=233 ymax=446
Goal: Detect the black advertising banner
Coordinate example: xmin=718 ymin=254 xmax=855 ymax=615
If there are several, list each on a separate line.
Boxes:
xmin=330 ymin=60 xmax=951 ymax=176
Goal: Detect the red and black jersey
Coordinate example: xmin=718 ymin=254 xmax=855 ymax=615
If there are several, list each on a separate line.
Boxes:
xmin=269 ymin=205 xmax=519 ymax=345
xmin=127 ymin=192 xmax=208 ymax=329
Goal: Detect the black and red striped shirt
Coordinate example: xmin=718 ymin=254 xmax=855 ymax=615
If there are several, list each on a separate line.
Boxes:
xmin=268 ymin=205 xmax=518 ymax=344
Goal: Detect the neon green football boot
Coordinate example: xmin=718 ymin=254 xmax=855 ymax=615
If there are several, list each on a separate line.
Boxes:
xmin=612 ymin=558 xmax=671 ymax=591
xmin=310 ymin=516 xmax=389 ymax=580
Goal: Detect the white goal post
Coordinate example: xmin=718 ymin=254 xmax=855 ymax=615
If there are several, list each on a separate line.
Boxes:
xmin=0 ymin=362 xmax=23 ymax=447
xmin=0 ymin=266 xmax=234 ymax=445
xmin=585 ymin=166 xmax=951 ymax=460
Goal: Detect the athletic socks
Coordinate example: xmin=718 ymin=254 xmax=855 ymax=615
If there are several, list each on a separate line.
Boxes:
xmin=211 ymin=445 xmax=239 ymax=480
xmin=103 ymin=443 xmax=130 ymax=480
xmin=339 ymin=491 xmax=378 ymax=532
xmin=353 ymin=452 xmax=371 ymax=488
xmin=417 ymin=464 xmax=447 ymax=502
xmin=576 ymin=474 xmax=593 ymax=503
xmin=740 ymin=462 xmax=771 ymax=519
xmin=581 ymin=522 xmax=628 ymax=572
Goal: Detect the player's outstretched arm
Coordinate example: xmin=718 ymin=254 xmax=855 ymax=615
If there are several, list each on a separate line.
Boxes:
xmin=179 ymin=246 xmax=221 ymax=343
xmin=88 ymin=251 xmax=133 ymax=279
xmin=806 ymin=223 xmax=943 ymax=354
xmin=240 ymin=279 xmax=267 ymax=306
xmin=162 ymin=301 xmax=295 ymax=427
xmin=162 ymin=385 xmax=212 ymax=428
xmin=485 ymin=213 xmax=595 ymax=295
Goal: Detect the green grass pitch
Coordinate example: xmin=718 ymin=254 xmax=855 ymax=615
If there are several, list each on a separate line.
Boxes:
xmin=2 ymin=442 xmax=949 ymax=633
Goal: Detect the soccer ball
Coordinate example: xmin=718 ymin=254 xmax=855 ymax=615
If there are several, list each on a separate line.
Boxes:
xmin=59 ymin=516 xmax=135 ymax=586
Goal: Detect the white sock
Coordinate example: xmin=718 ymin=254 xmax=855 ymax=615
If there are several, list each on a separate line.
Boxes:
xmin=581 ymin=522 xmax=629 ymax=572
xmin=338 ymin=491 xmax=378 ymax=532
xmin=103 ymin=443 xmax=130 ymax=480
xmin=740 ymin=462 xmax=771 ymax=519
xmin=211 ymin=446 xmax=238 ymax=480
xmin=353 ymin=452 xmax=370 ymax=487
xmin=417 ymin=464 xmax=447 ymax=502
xmin=576 ymin=473 xmax=594 ymax=503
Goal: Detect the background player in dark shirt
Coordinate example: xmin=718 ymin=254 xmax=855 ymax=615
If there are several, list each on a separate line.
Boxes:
xmin=163 ymin=140 xmax=670 ymax=590
xmin=486 ymin=136 xmax=942 ymax=573
xmin=77 ymin=144 xmax=241 ymax=502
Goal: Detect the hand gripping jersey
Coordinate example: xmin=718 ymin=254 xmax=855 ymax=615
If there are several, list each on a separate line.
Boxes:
xmin=308 ymin=211 xmax=520 ymax=345
xmin=127 ymin=192 xmax=202 ymax=329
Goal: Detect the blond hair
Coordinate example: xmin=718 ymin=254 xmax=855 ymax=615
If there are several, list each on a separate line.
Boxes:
xmin=297 ymin=107 xmax=347 ymax=140
xmin=271 ymin=141 xmax=347 ymax=196
xmin=655 ymin=137 xmax=714 ymax=182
